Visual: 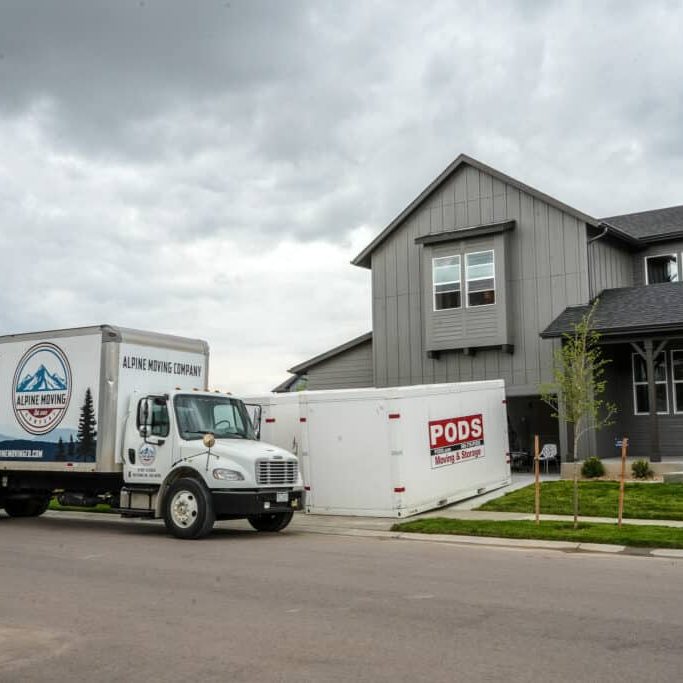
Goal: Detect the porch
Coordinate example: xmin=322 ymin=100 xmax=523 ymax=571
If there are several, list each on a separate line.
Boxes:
xmin=541 ymin=282 xmax=683 ymax=463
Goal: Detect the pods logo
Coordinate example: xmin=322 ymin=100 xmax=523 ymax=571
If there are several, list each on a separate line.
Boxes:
xmin=13 ymin=343 xmax=72 ymax=435
xmin=428 ymin=414 xmax=485 ymax=469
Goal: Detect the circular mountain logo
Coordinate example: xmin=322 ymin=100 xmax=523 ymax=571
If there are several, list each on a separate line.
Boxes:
xmin=13 ymin=343 xmax=72 ymax=435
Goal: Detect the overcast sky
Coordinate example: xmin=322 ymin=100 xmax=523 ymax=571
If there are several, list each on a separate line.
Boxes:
xmin=1 ymin=0 xmax=682 ymax=393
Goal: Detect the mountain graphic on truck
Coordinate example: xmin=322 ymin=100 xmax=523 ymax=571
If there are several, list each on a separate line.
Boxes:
xmin=16 ymin=365 xmax=68 ymax=392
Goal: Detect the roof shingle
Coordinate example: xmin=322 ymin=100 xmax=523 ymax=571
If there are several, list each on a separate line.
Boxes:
xmin=541 ymin=283 xmax=683 ymax=338
xmin=601 ymin=205 xmax=683 ymax=242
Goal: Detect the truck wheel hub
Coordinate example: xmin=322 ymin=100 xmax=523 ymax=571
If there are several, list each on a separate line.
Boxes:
xmin=170 ymin=490 xmax=198 ymax=527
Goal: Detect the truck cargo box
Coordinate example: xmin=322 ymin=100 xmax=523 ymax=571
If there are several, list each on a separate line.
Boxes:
xmin=0 ymin=326 xmax=208 ymax=473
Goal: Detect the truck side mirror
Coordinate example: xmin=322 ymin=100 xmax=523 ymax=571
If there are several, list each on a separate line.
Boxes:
xmin=137 ymin=398 xmax=155 ymax=438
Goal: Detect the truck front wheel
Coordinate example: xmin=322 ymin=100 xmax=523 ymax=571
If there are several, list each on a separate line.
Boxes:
xmin=4 ymin=495 xmax=51 ymax=518
xmin=248 ymin=510 xmax=294 ymax=532
xmin=163 ymin=478 xmax=215 ymax=540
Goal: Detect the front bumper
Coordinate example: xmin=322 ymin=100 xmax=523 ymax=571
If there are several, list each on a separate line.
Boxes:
xmin=211 ymin=488 xmax=304 ymax=517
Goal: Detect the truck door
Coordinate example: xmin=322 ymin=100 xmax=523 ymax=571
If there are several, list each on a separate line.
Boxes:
xmin=124 ymin=396 xmax=172 ymax=485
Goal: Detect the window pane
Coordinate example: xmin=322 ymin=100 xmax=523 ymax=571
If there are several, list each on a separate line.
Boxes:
xmin=673 ymin=352 xmax=683 ymax=381
xmin=647 ymin=255 xmax=678 ymax=284
xmin=632 ymin=355 xmax=647 ymax=383
xmin=656 ymin=384 xmax=668 ymax=413
xmin=466 ymin=252 xmax=494 ymax=280
xmin=435 ymin=290 xmax=461 ymax=310
xmin=433 ymin=257 xmax=460 ymax=284
xmin=635 ymin=385 xmax=649 ymax=413
xmin=468 ymin=290 xmax=496 ymax=306
xmin=676 ymin=383 xmax=683 ymax=413
xmin=654 ymin=353 xmax=667 ymax=382
xmin=468 ymin=278 xmax=494 ymax=293
xmin=151 ymin=403 xmax=169 ymax=437
xmin=466 ymin=251 xmax=493 ymax=268
xmin=435 ymin=283 xmax=461 ymax=294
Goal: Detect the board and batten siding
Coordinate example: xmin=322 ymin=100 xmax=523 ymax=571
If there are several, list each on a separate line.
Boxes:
xmin=588 ymin=237 xmax=633 ymax=296
xmin=371 ymin=163 xmax=590 ymax=395
xmin=632 ymin=240 xmax=683 ymax=287
xmin=305 ymin=339 xmax=373 ymax=391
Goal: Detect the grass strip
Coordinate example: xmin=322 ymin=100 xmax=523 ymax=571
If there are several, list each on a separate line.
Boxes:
xmin=477 ymin=481 xmax=683 ymax=520
xmin=49 ymin=499 xmax=113 ymax=514
xmin=392 ymin=518 xmax=683 ymax=549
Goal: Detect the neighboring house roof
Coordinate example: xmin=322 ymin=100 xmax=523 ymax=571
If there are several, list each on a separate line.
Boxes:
xmin=271 ymin=374 xmax=302 ymax=393
xmin=288 ymin=332 xmax=373 ymax=374
xmin=601 ymin=205 xmax=683 ymax=243
xmin=351 ymin=153 xmax=600 ymax=269
xmin=541 ymin=282 xmax=683 ymax=339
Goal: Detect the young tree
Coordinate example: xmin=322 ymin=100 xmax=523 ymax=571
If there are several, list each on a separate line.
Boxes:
xmin=77 ymin=388 xmax=98 ymax=461
xmin=68 ymin=434 xmax=75 ymax=459
xmin=541 ymin=301 xmax=616 ymax=528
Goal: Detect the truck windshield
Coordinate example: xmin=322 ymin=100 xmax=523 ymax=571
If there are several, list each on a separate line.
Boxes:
xmin=174 ymin=395 xmax=255 ymax=441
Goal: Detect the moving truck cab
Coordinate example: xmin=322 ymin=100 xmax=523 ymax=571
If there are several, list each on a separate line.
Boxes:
xmin=0 ymin=325 xmax=303 ymax=540
xmin=127 ymin=390 xmax=303 ymax=538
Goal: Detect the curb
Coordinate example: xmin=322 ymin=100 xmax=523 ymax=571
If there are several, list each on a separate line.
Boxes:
xmin=293 ymin=523 xmax=683 ymax=558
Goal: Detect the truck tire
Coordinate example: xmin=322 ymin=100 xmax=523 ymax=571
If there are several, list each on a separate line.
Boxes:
xmin=247 ymin=510 xmax=294 ymax=532
xmin=163 ymin=478 xmax=215 ymax=540
xmin=4 ymin=495 xmax=51 ymax=518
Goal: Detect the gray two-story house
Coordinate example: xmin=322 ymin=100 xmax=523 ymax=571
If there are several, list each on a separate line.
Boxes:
xmin=277 ymin=154 xmax=683 ymax=462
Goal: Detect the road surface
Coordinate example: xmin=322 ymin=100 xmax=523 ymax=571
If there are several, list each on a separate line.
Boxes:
xmin=1 ymin=513 xmax=682 ymax=682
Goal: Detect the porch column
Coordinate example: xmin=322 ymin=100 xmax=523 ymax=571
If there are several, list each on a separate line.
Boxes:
xmin=644 ymin=339 xmax=661 ymax=462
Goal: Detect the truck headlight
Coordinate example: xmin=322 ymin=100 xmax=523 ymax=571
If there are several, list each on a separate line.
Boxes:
xmin=212 ymin=468 xmax=244 ymax=481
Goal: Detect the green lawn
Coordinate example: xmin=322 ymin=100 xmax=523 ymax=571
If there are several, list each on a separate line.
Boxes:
xmin=392 ymin=518 xmax=683 ymax=549
xmin=49 ymin=499 xmax=113 ymax=514
xmin=477 ymin=481 xmax=683 ymax=520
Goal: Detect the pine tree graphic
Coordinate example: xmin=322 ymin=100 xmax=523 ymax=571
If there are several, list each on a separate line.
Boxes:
xmin=77 ymin=388 xmax=97 ymax=461
xmin=56 ymin=436 xmax=65 ymax=461
xmin=68 ymin=435 xmax=75 ymax=459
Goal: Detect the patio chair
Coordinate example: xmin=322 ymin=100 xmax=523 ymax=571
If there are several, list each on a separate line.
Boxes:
xmin=538 ymin=443 xmax=558 ymax=473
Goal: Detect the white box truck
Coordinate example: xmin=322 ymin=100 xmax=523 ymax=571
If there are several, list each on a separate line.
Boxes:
xmin=0 ymin=326 xmax=303 ymax=539
xmin=246 ymin=382 xmax=510 ymax=518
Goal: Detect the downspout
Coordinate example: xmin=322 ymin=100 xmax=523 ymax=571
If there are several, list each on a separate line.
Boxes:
xmin=586 ymin=224 xmax=609 ymax=301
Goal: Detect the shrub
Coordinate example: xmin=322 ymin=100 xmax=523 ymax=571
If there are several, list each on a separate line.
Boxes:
xmin=632 ymin=459 xmax=654 ymax=480
xmin=581 ymin=457 xmax=605 ymax=478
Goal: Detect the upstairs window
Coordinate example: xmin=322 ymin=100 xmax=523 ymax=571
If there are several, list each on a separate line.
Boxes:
xmin=432 ymin=255 xmax=461 ymax=310
xmin=645 ymin=254 xmax=678 ymax=284
xmin=632 ymin=352 xmax=668 ymax=415
xmin=466 ymin=250 xmax=495 ymax=307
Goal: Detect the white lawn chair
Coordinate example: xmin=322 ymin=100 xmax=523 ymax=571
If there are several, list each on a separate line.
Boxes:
xmin=538 ymin=444 xmax=558 ymax=473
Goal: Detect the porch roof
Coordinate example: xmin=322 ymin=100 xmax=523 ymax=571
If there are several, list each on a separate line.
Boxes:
xmin=540 ymin=282 xmax=683 ymax=339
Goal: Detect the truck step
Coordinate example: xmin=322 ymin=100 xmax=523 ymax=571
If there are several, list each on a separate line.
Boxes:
xmin=111 ymin=507 xmax=156 ymax=519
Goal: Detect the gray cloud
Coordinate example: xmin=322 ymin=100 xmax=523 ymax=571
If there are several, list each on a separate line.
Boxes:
xmin=1 ymin=0 xmax=683 ymax=390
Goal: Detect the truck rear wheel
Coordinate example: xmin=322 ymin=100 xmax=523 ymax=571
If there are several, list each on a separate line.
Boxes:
xmin=4 ymin=495 xmax=51 ymax=518
xmin=248 ymin=510 xmax=294 ymax=532
xmin=163 ymin=478 xmax=215 ymax=540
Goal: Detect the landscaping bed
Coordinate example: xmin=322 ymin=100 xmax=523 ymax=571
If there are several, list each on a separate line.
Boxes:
xmin=392 ymin=518 xmax=683 ymax=549
xmin=477 ymin=480 xmax=683 ymax=520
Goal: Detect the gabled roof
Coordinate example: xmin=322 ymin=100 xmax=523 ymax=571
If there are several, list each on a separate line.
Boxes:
xmin=351 ymin=153 xmax=600 ymax=269
xmin=271 ymin=374 xmax=302 ymax=393
xmin=287 ymin=332 xmax=372 ymax=374
xmin=540 ymin=283 xmax=683 ymax=339
xmin=601 ymin=205 xmax=683 ymax=243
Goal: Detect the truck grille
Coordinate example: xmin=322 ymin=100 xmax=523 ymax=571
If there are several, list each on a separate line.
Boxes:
xmin=256 ymin=460 xmax=298 ymax=486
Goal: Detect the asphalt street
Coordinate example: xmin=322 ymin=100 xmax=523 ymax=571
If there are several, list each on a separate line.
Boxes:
xmin=1 ymin=513 xmax=682 ymax=682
